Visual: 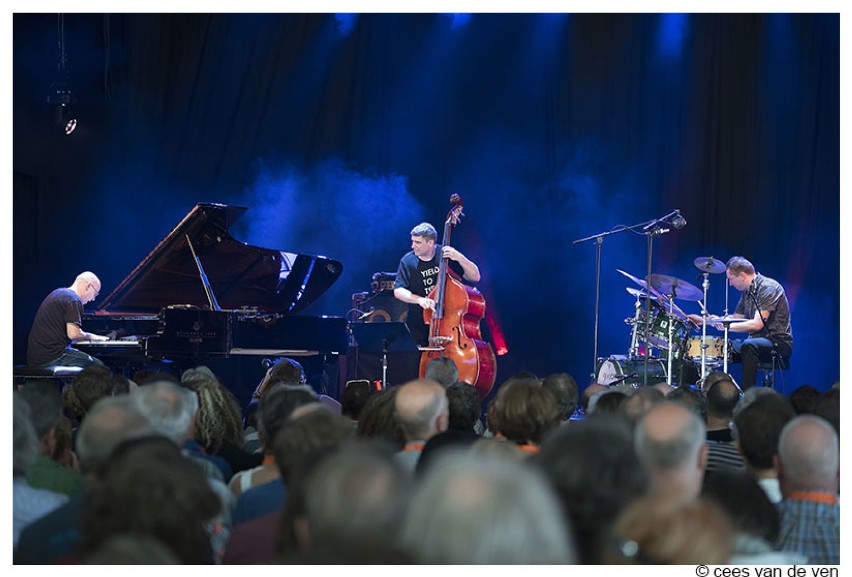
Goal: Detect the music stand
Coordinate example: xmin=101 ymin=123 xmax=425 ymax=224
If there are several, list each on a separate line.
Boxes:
xmin=351 ymin=322 xmax=420 ymax=390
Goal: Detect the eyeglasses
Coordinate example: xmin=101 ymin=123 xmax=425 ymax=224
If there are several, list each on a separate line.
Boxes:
xmin=88 ymin=283 xmax=100 ymax=297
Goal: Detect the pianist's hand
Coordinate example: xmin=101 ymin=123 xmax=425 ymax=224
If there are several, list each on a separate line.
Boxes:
xmin=91 ymin=334 xmax=111 ymax=342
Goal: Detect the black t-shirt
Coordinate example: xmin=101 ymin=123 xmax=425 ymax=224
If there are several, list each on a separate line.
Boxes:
xmin=394 ymin=245 xmax=466 ymax=346
xmin=27 ymin=288 xmax=83 ymax=366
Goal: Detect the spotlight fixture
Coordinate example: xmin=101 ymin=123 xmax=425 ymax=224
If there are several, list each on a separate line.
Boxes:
xmin=49 ymin=89 xmax=77 ymax=135
xmin=46 ymin=14 xmax=78 ymax=136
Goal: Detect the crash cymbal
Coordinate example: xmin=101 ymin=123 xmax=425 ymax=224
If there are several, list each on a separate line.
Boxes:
xmin=694 ymin=256 xmax=726 ymax=274
xmin=617 ymin=269 xmax=667 ymax=302
xmin=648 ymin=273 xmax=703 ymax=301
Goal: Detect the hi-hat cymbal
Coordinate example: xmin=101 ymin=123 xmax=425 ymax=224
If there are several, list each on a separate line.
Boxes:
xmin=694 ymin=256 xmax=726 ymax=274
xmin=648 ymin=273 xmax=703 ymax=301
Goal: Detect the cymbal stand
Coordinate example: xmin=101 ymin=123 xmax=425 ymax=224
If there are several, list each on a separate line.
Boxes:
xmin=665 ymin=292 xmax=675 ymax=386
xmin=699 ymin=271 xmax=711 ymax=381
xmin=629 ymin=293 xmax=642 ymax=358
xmin=723 ymin=277 xmax=730 ymax=374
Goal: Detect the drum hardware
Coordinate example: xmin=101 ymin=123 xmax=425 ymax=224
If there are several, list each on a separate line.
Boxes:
xmin=692 ymin=256 xmax=729 ymax=380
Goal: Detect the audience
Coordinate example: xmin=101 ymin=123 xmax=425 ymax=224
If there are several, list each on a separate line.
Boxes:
xmin=774 ymin=415 xmax=840 ymax=564
xmin=12 ymin=356 xmax=839 ymax=566
xmin=13 ymin=393 xmax=68 ymax=549
xmin=605 ymin=494 xmax=733 ymax=565
xmin=77 ymin=435 xmax=221 ymax=564
xmin=489 ymin=377 xmax=560 ymax=452
xmin=541 ymin=372 xmax=579 ymax=421
xmin=399 ymin=449 xmax=576 ymax=564
xmin=17 ymin=381 xmax=85 ymax=496
xmin=703 ymin=376 xmax=745 ymax=471
xmin=732 ymin=392 xmax=796 ymax=503
xmin=392 ymin=378 xmax=449 ymax=471
xmin=634 ymin=401 xmax=707 ymax=503
xmin=534 ymin=413 xmax=648 ymax=563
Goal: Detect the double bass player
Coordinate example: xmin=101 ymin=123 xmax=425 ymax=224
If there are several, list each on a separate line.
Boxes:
xmin=393 ymin=222 xmax=481 ymax=348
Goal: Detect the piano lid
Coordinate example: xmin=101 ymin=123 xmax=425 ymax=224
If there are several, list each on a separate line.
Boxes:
xmin=94 ymin=203 xmax=343 ymax=315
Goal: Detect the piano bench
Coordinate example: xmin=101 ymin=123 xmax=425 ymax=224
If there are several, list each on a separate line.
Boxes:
xmin=13 ymin=365 xmax=84 ymax=390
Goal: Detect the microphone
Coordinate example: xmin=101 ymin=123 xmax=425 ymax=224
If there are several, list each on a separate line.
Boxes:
xmin=671 ymin=210 xmax=687 ymax=229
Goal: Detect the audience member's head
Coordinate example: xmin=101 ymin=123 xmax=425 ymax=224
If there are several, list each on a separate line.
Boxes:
xmin=620 ymin=386 xmax=666 ymax=425
xmin=776 ymin=415 xmax=839 ymax=495
xmin=606 ymin=494 xmax=733 ymax=565
xmin=131 ymin=380 xmax=197 ymax=444
xmin=257 ymin=383 xmax=318 ymax=452
xmin=278 ymin=440 xmax=412 ymax=563
xmin=79 ymin=435 xmax=220 ymax=564
xmin=63 ymin=365 xmax=117 ymax=422
xmin=400 ymin=450 xmax=575 ymax=564
xmin=490 ymin=378 xmax=560 ymax=446
xmin=252 ymin=357 xmax=307 ymax=400
xmin=701 ymin=470 xmax=780 ymax=545
xmin=356 ymin=388 xmax=406 ymax=450
xmin=272 ymin=405 xmax=354 ymax=486
xmin=581 ymin=383 xmax=609 ymax=413
xmin=588 ymin=389 xmax=628 ymax=415
xmin=445 ymin=382 xmax=481 ymax=432
xmin=75 ymin=396 xmax=153 ymax=476
xmin=812 ymin=389 xmax=839 ymax=439
xmin=17 ymin=381 xmax=63 ymax=455
xmin=732 ymin=393 xmax=795 ymax=474
xmin=424 ymin=356 xmax=460 ymax=388
xmin=667 ymin=384 xmax=706 ymax=421
xmin=788 ymin=384 xmax=821 ymax=415
xmin=534 ymin=413 xmax=648 ymax=563
xmin=393 ymin=379 xmax=449 ymax=443
xmin=183 ymin=373 xmax=244 ymax=453
xmin=705 ymin=377 xmax=741 ymax=424
xmin=634 ymin=401 xmax=707 ymax=502
xmin=541 ymin=372 xmax=579 ymax=421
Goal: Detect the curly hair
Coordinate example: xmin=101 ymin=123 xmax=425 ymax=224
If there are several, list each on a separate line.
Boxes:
xmin=64 ymin=365 xmax=116 ymax=421
xmin=185 ymin=375 xmax=245 ymax=453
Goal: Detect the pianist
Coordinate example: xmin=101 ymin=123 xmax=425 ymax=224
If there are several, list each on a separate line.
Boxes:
xmin=26 ymin=271 xmax=110 ymax=368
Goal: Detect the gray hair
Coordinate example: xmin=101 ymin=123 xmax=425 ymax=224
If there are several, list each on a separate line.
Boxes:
xmin=410 ymin=222 xmax=437 ymax=241
xmin=400 ymin=449 xmax=575 ymax=564
xmin=132 ymin=381 xmax=197 ymax=443
xmin=635 ymin=402 xmax=706 ymax=470
xmin=75 ymin=395 xmax=153 ymax=473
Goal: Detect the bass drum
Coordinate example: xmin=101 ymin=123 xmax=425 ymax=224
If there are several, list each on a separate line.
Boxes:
xmin=596 ymin=356 xmax=668 ymax=388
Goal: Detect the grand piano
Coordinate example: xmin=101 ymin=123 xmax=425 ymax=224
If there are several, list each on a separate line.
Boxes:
xmin=82 ymin=202 xmax=348 ymax=365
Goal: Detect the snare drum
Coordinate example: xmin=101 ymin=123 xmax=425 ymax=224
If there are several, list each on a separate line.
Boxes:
xmin=596 ymin=356 xmax=668 ymax=387
xmin=685 ymin=336 xmax=730 ymax=363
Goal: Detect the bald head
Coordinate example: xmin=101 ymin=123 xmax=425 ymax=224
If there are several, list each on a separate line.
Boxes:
xmin=635 ymin=401 xmax=707 ymax=501
xmin=73 ymin=271 xmax=102 ymax=304
xmin=394 ymin=379 xmax=448 ymax=441
xmin=777 ymin=415 xmax=839 ymax=495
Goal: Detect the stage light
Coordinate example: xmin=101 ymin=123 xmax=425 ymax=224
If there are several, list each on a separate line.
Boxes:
xmin=49 ymin=89 xmax=77 ymax=135
xmin=46 ymin=14 xmax=78 ymax=136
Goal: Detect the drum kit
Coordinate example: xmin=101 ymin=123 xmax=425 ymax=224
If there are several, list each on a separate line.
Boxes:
xmin=597 ymin=256 xmax=737 ymax=388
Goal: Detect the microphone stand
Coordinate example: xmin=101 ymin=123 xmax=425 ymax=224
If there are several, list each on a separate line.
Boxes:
xmin=572 ymin=229 xmax=625 ymax=381
xmin=574 ymin=210 xmax=681 ymax=385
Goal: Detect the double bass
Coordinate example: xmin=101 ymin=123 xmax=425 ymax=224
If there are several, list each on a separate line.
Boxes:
xmin=419 ymin=194 xmax=497 ymax=399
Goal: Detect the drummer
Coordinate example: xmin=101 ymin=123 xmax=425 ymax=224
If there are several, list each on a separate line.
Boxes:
xmin=687 ymin=256 xmax=793 ymax=390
